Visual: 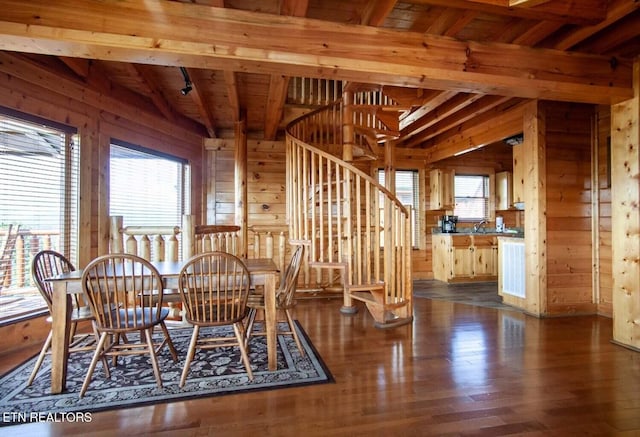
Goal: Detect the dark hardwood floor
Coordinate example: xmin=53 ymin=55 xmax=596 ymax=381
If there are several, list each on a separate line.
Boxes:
xmin=2 ymin=289 xmax=639 ymax=436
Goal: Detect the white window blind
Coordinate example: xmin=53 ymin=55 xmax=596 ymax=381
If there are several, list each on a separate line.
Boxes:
xmin=109 ymin=142 xmax=190 ymax=228
xmin=0 ymin=110 xmax=79 ymax=298
xmin=454 ymin=175 xmax=489 ymax=221
xmin=378 ymin=169 xmax=419 ymax=247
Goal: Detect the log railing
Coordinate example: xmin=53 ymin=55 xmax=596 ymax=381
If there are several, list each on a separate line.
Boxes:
xmin=286 ymin=101 xmax=413 ymax=326
xmin=0 ymin=227 xmax=59 ymax=292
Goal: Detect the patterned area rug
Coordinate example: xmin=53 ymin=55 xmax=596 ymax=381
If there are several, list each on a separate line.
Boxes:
xmin=0 ymin=322 xmax=332 ymax=426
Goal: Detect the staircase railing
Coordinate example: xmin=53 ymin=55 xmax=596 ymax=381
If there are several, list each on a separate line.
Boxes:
xmin=286 ymin=102 xmax=413 ymax=326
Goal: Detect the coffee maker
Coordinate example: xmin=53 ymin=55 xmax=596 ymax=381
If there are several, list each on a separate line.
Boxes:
xmin=441 ymin=215 xmax=458 ymax=233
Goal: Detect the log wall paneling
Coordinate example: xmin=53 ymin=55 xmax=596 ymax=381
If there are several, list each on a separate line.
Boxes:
xmin=523 ymin=100 xmax=546 ymax=316
xmin=544 ymin=102 xmax=596 ymax=316
xmin=611 ymin=60 xmax=640 ymax=351
xmin=235 ymin=118 xmax=248 ymax=258
xmin=596 ymin=105 xmax=612 ymax=317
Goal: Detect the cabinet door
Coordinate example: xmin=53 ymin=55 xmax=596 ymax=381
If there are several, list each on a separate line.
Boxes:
xmin=429 ymin=169 xmax=454 ymax=210
xmin=495 ymin=171 xmax=512 ymax=211
xmin=451 ymin=235 xmax=473 ymax=278
xmin=472 ymin=235 xmax=497 ymax=277
xmin=512 ymin=144 xmax=524 ymax=204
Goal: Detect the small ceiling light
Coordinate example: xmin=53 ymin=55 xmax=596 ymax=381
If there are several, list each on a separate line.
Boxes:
xmin=179 ymin=67 xmax=192 ymax=96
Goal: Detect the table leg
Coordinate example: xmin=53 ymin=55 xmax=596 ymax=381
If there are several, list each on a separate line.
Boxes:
xmin=264 ymin=271 xmax=277 ymax=371
xmin=50 ymin=281 xmax=72 ymax=394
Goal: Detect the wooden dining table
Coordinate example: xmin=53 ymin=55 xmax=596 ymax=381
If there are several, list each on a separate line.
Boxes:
xmin=47 ymin=257 xmax=280 ymax=394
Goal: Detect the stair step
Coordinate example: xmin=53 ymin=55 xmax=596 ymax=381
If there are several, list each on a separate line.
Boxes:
xmin=348 ymin=291 xmax=408 ymax=310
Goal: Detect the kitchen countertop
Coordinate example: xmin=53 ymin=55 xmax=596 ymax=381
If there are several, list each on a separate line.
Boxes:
xmin=432 ymin=228 xmax=524 ymax=238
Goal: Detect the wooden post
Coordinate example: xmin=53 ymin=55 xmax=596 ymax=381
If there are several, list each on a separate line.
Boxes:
xmin=384 ymin=140 xmax=396 ymax=300
xmin=109 ymin=215 xmax=123 ymax=253
xmin=611 ymin=60 xmax=640 ymax=350
xmin=234 ymin=115 xmax=248 ymax=258
xmin=181 ymin=214 xmax=195 ymax=261
xmin=342 ymin=89 xmax=354 ymax=162
xmin=522 ymin=100 xmax=547 ymax=317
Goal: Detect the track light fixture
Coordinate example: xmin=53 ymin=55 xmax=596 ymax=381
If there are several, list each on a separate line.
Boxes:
xmin=179 ymin=67 xmax=192 ymax=96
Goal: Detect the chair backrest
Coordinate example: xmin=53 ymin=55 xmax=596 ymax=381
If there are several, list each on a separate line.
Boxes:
xmin=31 ymin=249 xmax=76 ymax=312
xmin=277 ymin=244 xmax=305 ymax=308
xmin=82 ymin=253 xmax=165 ymax=331
xmin=178 ymin=252 xmax=250 ymax=325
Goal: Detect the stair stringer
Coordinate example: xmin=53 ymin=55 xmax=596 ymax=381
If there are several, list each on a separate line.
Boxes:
xmin=285 ymin=101 xmax=413 ymax=328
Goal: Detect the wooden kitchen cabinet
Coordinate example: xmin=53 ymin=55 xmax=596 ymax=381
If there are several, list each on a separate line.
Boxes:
xmin=495 ymin=171 xmax=512 ymax=210
xmin=429 ymin=168 xmax=454 ymax=210
xmin=432 ymin=233 xmax=498 ymax=282
xmin=512 ymin=144 xmax=524 ymax=205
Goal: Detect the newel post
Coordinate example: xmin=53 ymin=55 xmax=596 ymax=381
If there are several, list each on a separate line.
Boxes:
xmin=182 ymin=214 xmax=195 ymax=261
xmin=109 ymin=216 xmax=123 ymax=253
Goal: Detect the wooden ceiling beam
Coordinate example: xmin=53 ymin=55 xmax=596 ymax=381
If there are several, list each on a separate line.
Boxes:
xmin=399 ymin=90 xmax=458 ymax=128
xmin=59 ymin=57 xmax=90 ymax=79
xmin=403 ymin=95 xmax=515 ymax=148
xmin=0 ymin=0 xmax=631 ymax=105
xmin=422 ymin=99 xmax=526 ymax=162
xmin=223 ymin=70 xmax=240 ymax=122
xmin=264 ymin=74 xmax=291 ymax=140
xmin=185 ymin=67 xmax=216 ymax=137
xmin=360 ymin=0 xmax=398 ymax=26
xmin=412 ymin=0 xmax=606 ymax=25
xmin=552 ymin=0 xmax=639 ymax=51
xmin=129 ymin=64 xmax=177 ymax=122
xmin=401 ymin=93 xmax=483 ymax=140
xmin=261 ymin=0 xmax=310 ymax=139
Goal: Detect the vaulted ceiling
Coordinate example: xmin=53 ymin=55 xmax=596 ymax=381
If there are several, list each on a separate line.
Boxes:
xmin=0 ymin=0 xmax=637 ymax=147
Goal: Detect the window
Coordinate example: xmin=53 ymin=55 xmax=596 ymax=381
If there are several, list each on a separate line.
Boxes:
xmin=109 ymin=141 xmax=190 ymax=255
xmin=454 ymin=175 xmax=489 ymax=221
xmin=0 ymin=109 xmax=79 ymax=320
xmin=378 ymin=170 xmax=419 ymax=247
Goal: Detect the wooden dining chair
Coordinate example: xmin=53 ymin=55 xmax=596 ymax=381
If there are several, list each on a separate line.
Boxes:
xmin=79 ymin=253 xmax=178 ymax=397
xmin=178 ymin=251 xmax=253 ymax=387
xmin=27 ymin=249 xmax=108 ymax=386
xmin=246 ymin=244 xmax=305 ymax=356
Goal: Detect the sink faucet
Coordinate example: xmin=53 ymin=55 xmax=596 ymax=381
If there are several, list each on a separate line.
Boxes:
xmin=473 ymin=219 xmax=487 ymax=233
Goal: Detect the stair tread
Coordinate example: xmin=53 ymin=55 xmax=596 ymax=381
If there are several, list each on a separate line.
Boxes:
xmin=349 ymin=290 xmax=407 ymax=309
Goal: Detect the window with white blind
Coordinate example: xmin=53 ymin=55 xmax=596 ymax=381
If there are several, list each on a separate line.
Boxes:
xmin=0 ymin=109 xmax=79 ymax=317
xmin=378 ymin=169 xmax=419 ymax=247
xmin=454 ymin=175 xmax=490 ymax=221
xmin=109 ymin=141 xmax=190 ymax=242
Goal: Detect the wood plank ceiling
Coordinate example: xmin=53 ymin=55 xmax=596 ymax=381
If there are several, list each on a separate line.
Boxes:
xmin=0 ymin=0 xmax=637 ymax=148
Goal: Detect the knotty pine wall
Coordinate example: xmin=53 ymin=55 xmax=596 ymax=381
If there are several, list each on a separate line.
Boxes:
xmin=0 ymin=52 xmax=204 ymax=267
xmin=544 ymin=102 xmax=596 ymax=316
xmin=204 ymin=138 xmax=287 ymax=227
xmin=596 ymin=106 xmax=613 ymax=317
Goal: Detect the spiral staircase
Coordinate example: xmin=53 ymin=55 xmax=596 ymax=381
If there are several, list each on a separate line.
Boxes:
xmin=285 ymin=82 xmax=413 ymax=328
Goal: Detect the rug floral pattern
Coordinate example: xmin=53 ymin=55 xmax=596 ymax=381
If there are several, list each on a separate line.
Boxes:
xmin=0 ymin=322 xmax=332 ymax=425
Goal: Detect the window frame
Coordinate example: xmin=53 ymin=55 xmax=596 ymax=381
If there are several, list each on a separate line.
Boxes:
xmin=377 ymin=169 xmax=421 ymax=249
xmin=0 ymin=108 xmax=79 ymax=323
xmin=453 ymin=174 xmax=491 ymax=223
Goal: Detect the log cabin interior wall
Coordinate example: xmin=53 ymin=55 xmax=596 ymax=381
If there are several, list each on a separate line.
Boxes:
xmin=544 ymin=102 xmax=596 ymax=316
xmin=0 ymin=52 xmax=204 ymax=267
xmin=596 ymin=106 xmax=613 ymax=318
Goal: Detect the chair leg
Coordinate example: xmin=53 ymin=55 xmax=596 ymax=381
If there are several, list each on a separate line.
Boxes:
xmin=245 ymin=308 xmax=257 ymax=350
xmin=284 ymin=309 xmax=305 ymax=356
xmin=179 ymin=326 xmax=200 ymax=388
xmin=143 ymin=328 xmax=163 ymax=389
xmin=234 ymin=322 xmax=254 ymax=381
xmin=27 ymin=330 xmax=52 ymax=386
xmin=80 ymin=332 xmax=109 ymax=398
xmin=90 ymin=322 xmax=111 ymax=379
xmin=158 ymin=321 xmax=178 ymax=362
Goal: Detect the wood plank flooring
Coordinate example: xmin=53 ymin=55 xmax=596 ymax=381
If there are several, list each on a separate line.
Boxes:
xmin=2 ymin=291 xmax=639 ymax=436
